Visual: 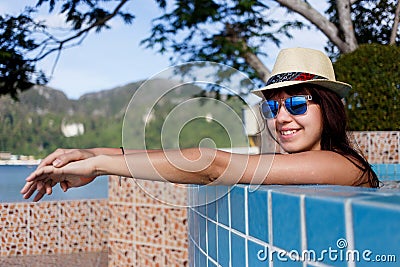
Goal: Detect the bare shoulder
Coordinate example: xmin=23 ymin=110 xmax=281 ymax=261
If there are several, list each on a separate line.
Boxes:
xmin=252 ymin=150 xmax=367 ymax=186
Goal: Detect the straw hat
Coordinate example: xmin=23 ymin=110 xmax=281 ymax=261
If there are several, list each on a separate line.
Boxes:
xmin=252 ymin=47 xmax=351 ymax=98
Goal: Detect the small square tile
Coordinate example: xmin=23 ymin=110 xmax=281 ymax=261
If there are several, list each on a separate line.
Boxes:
xmin=0 ymin=227 xmax=28 ymax=256
xmin=231 ymin=232 xmax=245 ymax=267
xmin=305 ymin=197 xmax=346 ymax=266
xmin=135 ymin=244 xmax=164 ymax=267
xmin=135 ymin=206 xmax=164 ymax=244
xmin=248 ymin=189 xmax=268 ymax=243
xmin=59 ymin=224 xmax=91 ymax=253
xmin=29 ymin=202 xmax=59 ymax=227
xmin=352 ymin=199 xmax=400 ymax=261
xmin=217 ymin=226 xmax=230 ymax=267
xmin=248 ymin=241 xmax=269 ymax=266
xmin=217 ymin=186 xmax=229 ymax=226
xmin=271 ymin=192 xmax=301 ymax=252
xmin=198 ymin=186 xmax=207 ymax=216
xmin=199 ymin=214 xmax=207 ymax=251
xmin=28 ymin=225 xmax=59 ymax=255
xmin=108 ymin=240 xmax=135 ymax=267
xmin=207 ymin=219 xmax=217 ymax=260
xmin=164 ymin=208 xmax=188 ymax=248
xmin=206 ymin=186 xmax=217 ymax=221
xmin=230 ymin=186 xmax=245 ymax=233
xmin=164 ymin=248 xmax=189 ymax=266
xmin=0 ymin=203 xmax=28 ymax=228
xmin=109 ymin=204 xmax=135 ymax=241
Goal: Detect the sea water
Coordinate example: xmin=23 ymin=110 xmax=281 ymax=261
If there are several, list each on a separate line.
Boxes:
xmin=0 ymin=165 xmax=108 ymax=202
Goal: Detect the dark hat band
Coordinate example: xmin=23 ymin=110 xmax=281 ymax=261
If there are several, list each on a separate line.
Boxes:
xmin=266 ymin=72 xmax=328 ymax=86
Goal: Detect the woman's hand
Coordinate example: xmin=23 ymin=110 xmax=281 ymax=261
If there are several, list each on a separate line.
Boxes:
xmin=21 ymin=158 xmax=99 ymax=202
xmin=38 ymin=148 xmax=97 ymax=168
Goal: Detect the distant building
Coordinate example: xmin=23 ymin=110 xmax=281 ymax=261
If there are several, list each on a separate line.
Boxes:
xmin=61 ymin=120 xmax=85 ymax=137
xmin=0 ymin=152 xmax=11 ymax=160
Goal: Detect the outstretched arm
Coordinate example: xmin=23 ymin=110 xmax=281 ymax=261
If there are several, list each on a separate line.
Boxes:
xmin=23 ymin=148 xmax=367 ymax=202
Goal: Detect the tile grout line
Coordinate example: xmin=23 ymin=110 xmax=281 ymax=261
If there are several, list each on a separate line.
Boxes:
xmin=345 ymin=199 xmax=356 ymax=267
xmin=300 ymin=194 xmax=307 ymax=267
xmin=268 ymin=190 xmax=273 ymax=267
xmin=205 ymin=189 xmax=209 ymax=267
xmin=228 ymin=186 xmax=232 ymax=267
xmin=245 ymin=186 xmax=249 ymax=267
xmin=216 ymin=187 xmax=219 ymax=265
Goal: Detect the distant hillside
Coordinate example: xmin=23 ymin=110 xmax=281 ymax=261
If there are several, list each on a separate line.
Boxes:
xmin=0 ymin=80 xmax=246 ymax=158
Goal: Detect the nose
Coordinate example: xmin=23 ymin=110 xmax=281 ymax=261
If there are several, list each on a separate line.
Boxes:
xmin=275 ymin=103 xmax=292 ymax=123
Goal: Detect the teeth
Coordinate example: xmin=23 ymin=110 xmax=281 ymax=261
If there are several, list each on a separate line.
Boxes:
xmin=281 ymin=130 xmax=297 ymax=135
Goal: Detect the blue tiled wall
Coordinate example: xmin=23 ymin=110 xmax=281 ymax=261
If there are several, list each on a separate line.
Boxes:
xmin=188 ymin=185 xmax=400 ymax=267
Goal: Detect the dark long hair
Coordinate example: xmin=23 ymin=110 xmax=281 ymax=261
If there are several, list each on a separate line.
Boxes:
xmin=262 ymin=84 xmax=379 ymax=188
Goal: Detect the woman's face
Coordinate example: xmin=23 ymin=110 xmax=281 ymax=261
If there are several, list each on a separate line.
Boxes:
xmin=266 ymin=91 xmax=323 ymax=153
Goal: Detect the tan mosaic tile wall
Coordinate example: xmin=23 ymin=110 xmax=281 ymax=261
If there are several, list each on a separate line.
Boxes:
xmin=351 ymin=131 xmax=399 ymax=163
xmin=0 ymin=199 xmax=109 ymax=257
xmin=108 ymin=176 xmax=189 ymax=266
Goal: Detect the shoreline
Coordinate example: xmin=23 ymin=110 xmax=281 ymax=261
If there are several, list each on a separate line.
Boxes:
xmin=0 ymin=160 xmax=41 ymax=166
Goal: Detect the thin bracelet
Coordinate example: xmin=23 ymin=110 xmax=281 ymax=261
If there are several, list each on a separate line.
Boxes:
xmin=119 ymin=146 xmax=125 ymax=186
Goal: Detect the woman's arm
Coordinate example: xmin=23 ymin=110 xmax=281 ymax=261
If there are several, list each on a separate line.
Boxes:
xmin=25 ymin=148 xmax=365 ymax=187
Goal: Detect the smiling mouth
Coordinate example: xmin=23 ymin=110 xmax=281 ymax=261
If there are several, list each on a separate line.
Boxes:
xmin=280 ymin=130 xmax=298 ymax=136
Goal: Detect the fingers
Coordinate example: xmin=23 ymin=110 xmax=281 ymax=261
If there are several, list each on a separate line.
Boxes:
xmin=50 ymin=149 xmax=92 ymax=168
xmin=37 ymin=148 xmax=67 ymax=168
xmin=60 ymin=181 xmax=69 ymax=192
xmin=21 ymin=181 xmax=38 ymax=199
xmin=25 ymin=165 xmax=59 ymax=182
xmin=33 ymin=185 xmax=47 ymax=202
xmin=37 ymin=148 xmax=87 ymax=168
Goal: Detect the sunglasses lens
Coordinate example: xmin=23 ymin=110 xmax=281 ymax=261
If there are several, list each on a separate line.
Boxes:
xmin=285 ymin=96 xmax=308 ymax=115
xmin=261 ymin=100 xmax=278 ymax=118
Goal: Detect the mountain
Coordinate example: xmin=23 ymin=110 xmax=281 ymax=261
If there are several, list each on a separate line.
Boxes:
xmin=0 ymin=80 xmax=246 ymax=158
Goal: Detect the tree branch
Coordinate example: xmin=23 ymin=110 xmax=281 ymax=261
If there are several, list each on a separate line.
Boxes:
xmin=274 ymin=0 xmax=356 ymax=53
xmin=33 ymin=0 xmax=129 ymax=61
xmin=336 ymin=0 xmax=358 ymax=51
xmin=390 ymin=0 xmax=400 ymax=45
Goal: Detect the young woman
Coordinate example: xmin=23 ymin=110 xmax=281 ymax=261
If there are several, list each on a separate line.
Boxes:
xmin=21 ymin=48 xmax=379 ymax=202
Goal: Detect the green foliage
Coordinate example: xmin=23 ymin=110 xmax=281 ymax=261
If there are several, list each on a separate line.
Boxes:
xmin=0 ymin=13 xmax=47 ymax=99
xmin=0 ymin=0 xmax=133 ymax=99
xmin=334 ymin=44 xmax=400 ymax=130
xmin=141 ymin=0 xmax=306 ymax=84
xmin=325 ymin=0 xmax=399 ymax=57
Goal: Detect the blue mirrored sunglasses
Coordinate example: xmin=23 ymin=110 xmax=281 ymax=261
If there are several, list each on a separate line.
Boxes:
xmin=260 ymin=95 xmax=313 ymax=119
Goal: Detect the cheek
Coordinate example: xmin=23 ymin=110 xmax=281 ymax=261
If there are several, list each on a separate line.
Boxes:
xmin=307 ymin=106 xmax=323 ymax=134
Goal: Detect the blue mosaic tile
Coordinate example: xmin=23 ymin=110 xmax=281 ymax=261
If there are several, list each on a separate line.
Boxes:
xmin=208 ymin=259 xmax=218 ymax=267
xmin=188 ymin=239 xmax=195 ymax=267
xmin=271 ymin=191 xmax=301 ymax=252
xmin=194 ymin=241 xmax=200 ymax=267
xmin=230 ymin=186 xmax=246 ymax=233
xmin=217 ymin=186 xmax=230 ymax=226
xmin=231 ymin=232 xmax=245 ymax=267
xmin=198 ymin=186 xmax=207 ymax=216
xmin=248 ymin=189 xmax=269 ymax=243
xmin=305 ymin=196 xmax=346 ymax=266
xmin=248 ymin=241 xmax=269 ymax=266
xmin=207 ymin=219 xmax=217 ymax=260
xmin=191 ymin=210 xmax=200 ymax=245
xmin=199 ymin=214 xmax=207 ymax=251
xmin=352 ymin=198 xmax=400 ymax=266
xmin=217 ymin=226 xmax=230 ymax=267
xmin=207 ymin=186 xmax=217 ymax=221
xmin=199 ymin=250 xmax=207 ymax=267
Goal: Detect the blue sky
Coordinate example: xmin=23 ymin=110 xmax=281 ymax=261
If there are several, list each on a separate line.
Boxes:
xmin=2 ymin=1 xmax=328 ymax=99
